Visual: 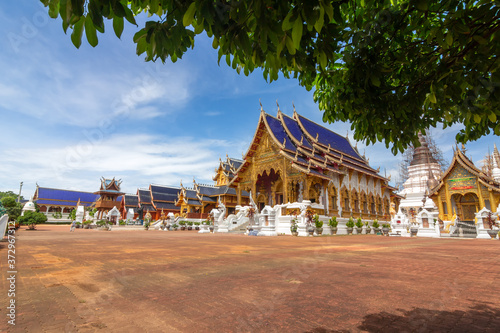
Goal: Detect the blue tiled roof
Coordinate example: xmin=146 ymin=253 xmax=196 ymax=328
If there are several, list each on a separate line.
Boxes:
xmin=281 ymin=114 xmax=313 ymax=149
xmin=150 ymin=185 xmax=179 ymax=195
xmin=36 ymin=187 xmax=98 ymax=203
xmin=36 ymin=200 xmax=93 ymax=207
xmin=184 ymin=189 xmax=198 ymax=199
xmin=138 ymin=189 xmax=152 ymax=203
xmin=152 ymin=192 xmax=178 ymax=202
xmin=140 ymin=203 xmax=155 ymax=211
xmin=187 ymin=199 xmax=202 ymax=205
xmin=198 ymin=185 xmax=224 ymax=196
xmin=298 ymin=115 xmax=362 ymax=160
xmin=124 ymin=195 xmax=138 ymax=206
xmin=265 ymin=114 xmax=296 ymax=151
xmin=154 ymin=202 xmax=180 ymax=210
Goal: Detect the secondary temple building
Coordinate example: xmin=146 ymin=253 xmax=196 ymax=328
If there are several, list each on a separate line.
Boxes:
xmin=228 ymin=109 xmax=397 ymax=219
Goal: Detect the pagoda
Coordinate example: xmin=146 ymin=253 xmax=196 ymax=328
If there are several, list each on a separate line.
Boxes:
xmin=397 ymin=133 xmax=442 ymax=218
xmin=94 ymin=177 xmax=125 ymax=219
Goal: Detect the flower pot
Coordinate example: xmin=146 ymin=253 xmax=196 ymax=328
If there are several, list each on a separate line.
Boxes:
xmin=347 ymin=227 xmax=353 ymax=235
xmin=331 ymin=227 xmax=337 ymax=235
xmin=307 ymin=227 xmax=315 ymax=236
xmin=209 ymin=226 xmax=214 ymax=233
xmin=410 ymin=227 xmax=419 ymax=237
xmin=487 ymin=230 xmax=498 ymax=239
xmin=365 ymin=227 xmax=371 ymax=234
xmin=292 ymin=231 xmax=298 ymax=236
xmin=180 ymin=226 xmax=186 ymax=231
xmin=373 ymin=227 xmax=380 ymax=234
xmin=382 ymin=227 xmax=390 ymax=236
xmin=355 ymin=227 xmax=362 ymax=234
xmin=195 ymin=226 xmax=200 ymax=230
xmin=315 ymin=227 xmax=323 ymax=235
xmin=187 ymin=226 xmax=192 ymax=230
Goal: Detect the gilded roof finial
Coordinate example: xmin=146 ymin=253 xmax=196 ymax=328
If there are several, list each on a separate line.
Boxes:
xmin=461 ymin=143 xmax=467 ymax=154
xmin=180 ymin=179 xmax=183 ymax=188
xmin=259 ymin=99 xmax=263 ymax=113
xmin=328 ymin=144 xmax=331 ymax=153
xmin=300 ymin=136 xmax=304 ymax=145
xmin=315 ymin=133 xmax=319 ymax=141
xmin=193 ymin=177 xmax=196 ymax=184
xmin=276 ymin=99 xmax=280 ymax=112
xmin=292 ymin=101 xmax=296 ymax=113
xmin=282 ymin=137 xmax=286 ymax=148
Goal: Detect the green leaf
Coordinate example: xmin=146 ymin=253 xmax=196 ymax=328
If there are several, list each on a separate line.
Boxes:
xmin=285 ymin=36 xmax=295 ymax=55
xmin=488 ymin=113 xmax=497 ymax=123
xmin=48 ymin=0 xmax=60 ymax=19
xmin=445 ymin=32 xmax=453 ymax=46
xmin=473 ymin=114 xmax=481 ymax=124
xmin=314 ymin=7 xmax=324 ymax=33
xmin=113 ymin=16 xmax=124 ymax=39
xmin=282 ymin=11 xmax=294 ymax=31
xmin=428 ymin=92 xmax=436 ymax=104
xmin=292 ymin=17 xmax=303 ymax=50
xmin=183 ymin=2 xmax=196 ymax=27
xmin=318 ymin=52 xmax=327 ymax=69
xmin=85 ymin=16 xmax=98 ymax=47
xmin=71 ymin=16 xmax=85 ymax=48
xmin=370 ymin=74 xmax=380 ymax=87
xmin=472 ymin=35 xmax=487 ymax=45
xmin=415 ymin=0 xmax=428 ymax=11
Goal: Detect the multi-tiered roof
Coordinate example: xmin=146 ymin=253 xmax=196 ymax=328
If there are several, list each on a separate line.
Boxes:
xmin=230 ymin=109 xmax=390 ymax=185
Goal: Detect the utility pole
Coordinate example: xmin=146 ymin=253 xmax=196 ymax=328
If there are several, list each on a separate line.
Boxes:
xmin=17 ymin=182 xmax=23 ymax=203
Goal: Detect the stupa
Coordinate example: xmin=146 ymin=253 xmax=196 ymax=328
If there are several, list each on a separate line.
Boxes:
xmin=397 ymin=133 xmax=441 ymax=221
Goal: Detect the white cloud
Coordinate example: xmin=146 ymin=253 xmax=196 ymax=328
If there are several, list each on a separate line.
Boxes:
xmin=0 ymin=133 xmax=235 ymax=194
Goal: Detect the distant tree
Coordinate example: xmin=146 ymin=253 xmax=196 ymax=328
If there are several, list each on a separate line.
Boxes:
xmin=1 ymin=197 xmax=22 ymax=221
xmin=17 ymin=211 xmax=47 ymax=230
xmin=0 ymin=191 xmax=23 ymax=201
xmin=69 ymin=209 xmax=76 ymax=220
xmin=0 ymin=201 xmax=7 ymax=217
xmin=40 ymin=0 xmax=500 ymax=153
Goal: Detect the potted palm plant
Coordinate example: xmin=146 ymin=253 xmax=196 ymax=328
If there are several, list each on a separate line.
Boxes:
xmin=194 ymin=221 xmax=200 ymax=230
xmin=179 ymin=220 xmax=186 ymax=230
xmin=355 ymin=218 xmax=363 ymax=234
xmin=314 ymin=214 xmax=323 ymax=235
xmin=364 ymin=221 xmax=371 ymax=234
xmin=171 ymin=223 xmax=178 ymax=231
xmin=290 ymin=216 xmax=298 ymax=236
xmin=382 ymin=223 xmax=391 ymax=236
xmin=328 ymin=216 xmax=338 ymax=235
xmin=372 ymin=220 xmax=380 ymax=234
xmin=187 ymin=221 xmax=193 ymax=230
xmin=346 ymin=217 xmax=355 ymax=235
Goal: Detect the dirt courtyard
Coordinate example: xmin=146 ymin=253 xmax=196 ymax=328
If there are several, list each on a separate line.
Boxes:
xmin=1 ymin=224 xmax=500 ymax=332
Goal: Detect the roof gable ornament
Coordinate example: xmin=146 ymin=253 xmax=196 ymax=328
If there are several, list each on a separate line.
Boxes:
xmin=282 ymin=137 xmax=286 ymax=148
xmin=276 ymin=99 xmax=280 ymax=112
xmin=299 ymin=136 xmax=304 ymax=145
xmin=315 ymin=133 xmax=319 ymax=142
xmin=259 ymin=99 xmax=264 ymax=113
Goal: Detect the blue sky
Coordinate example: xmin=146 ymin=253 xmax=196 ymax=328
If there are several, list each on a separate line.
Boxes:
xmin=0 ymin=1 xmax=497 ymax=198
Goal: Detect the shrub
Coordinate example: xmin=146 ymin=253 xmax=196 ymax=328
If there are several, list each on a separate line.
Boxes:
xmin=372 ymin=220 xmax=380 ymax=228
xmin=328 ymin=217 xmax=338 ymax=228
xmin=346 ymin=217 xmax=355 ymax=228
xmin=355 ymin=218 xmax=363 ymax=228
xmin=17 ymin=211 xmax=47 ymax=229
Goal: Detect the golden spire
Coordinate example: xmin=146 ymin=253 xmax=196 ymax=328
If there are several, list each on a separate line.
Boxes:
xmin=276 ymin=99 xmax=280 ymax=112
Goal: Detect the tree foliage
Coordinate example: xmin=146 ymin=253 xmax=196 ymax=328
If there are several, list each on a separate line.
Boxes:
xmin=1 ymin=197 xmax=22 ymax=221
xmin=40 ymin=0 xmax=500 ymax=153
xmin=0 ymin=191 xmax=22 ymax=201
xmin=17 ymin=211 xmax=48 ymax=229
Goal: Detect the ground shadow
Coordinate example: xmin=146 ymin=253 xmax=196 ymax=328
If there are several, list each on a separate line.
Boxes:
xmin=305 ymin=303 xmax=500 ymax=332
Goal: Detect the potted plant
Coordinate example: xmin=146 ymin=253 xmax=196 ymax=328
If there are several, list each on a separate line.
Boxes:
xmin=346 ymin=217 xmax=355 ymax=235
xmin=314 ymin=214 xmax=323 ymax=235
xmin=247 ymin=207 xmax=256 ymax=232
xmin=372 ymin=219 xmax=380 ymax=234
xmin=179 ymin=220 xmax=186 ymax=230
xmin=355 ymin=218 xmax=363 ymax=234
xmin=119 ymin=219 xmax=126 ymax=226
xmin=485 ymin=212 xmax=498 ymax=239
xmin=305 ymin=208 xmax=315 ymax=236
xmin=382 ymin=223 xmax=391 ymax=236
xmin=144 ymin=221 xmax=150 ymax=230
xmin=171 ymin=223 xmax=178 ymax=231
xmin=75 ymin=222 xmax=81 ymax=229
xmin=364 ymin=221 xmax=371 ymax=234
xmin=83 ymin=220 xmax=92 ymax=229
xmin=328 ymin=216 xmax=338 ymax=235
xmin=194 ymin=221 xmax=200 ymax=230
xmin=187 ymin=221 xmax=193 ymax=230
xmin=290 ymin=215 xmax=298 ymax=236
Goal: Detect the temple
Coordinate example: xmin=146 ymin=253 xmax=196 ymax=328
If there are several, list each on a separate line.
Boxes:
xmin=429 ymin=146 xmax=500 ymax=221
xmin=94 ymin=178 xmax=125 ymax=219
xmin=33 ymin=185 xmax=98 ymax=220
xmin=228 ymin=108 xmax=397 ymax=218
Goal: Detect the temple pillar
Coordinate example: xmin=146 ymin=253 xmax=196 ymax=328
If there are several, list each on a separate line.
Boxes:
xmin=237 ymin=184 xmax=241 ymax=206
xmin=444 ymin=182 xmax=452 ymax=220
xmin=437 ymin=195 xmax=444 ymax=220
xmin=489 ymin=190 xmax=497 ymax=213
xmin=476 ymin=180 xmax=485 ymax=209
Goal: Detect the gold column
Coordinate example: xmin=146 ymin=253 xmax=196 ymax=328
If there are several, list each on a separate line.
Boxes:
xmin=237 ymin=184 xmax=241 ymax=206
xmin=489 ymin=189 xmax=497 ymax=213
xmin=283 ymin=162 xmax=288 ymax=204
xmin=444 ymin=181 xmax=452 ymax=220
xmin=476 ymin=180 xmax=485 ymax=210
xmin=437 ymin=195 xmax=444 ymax=220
